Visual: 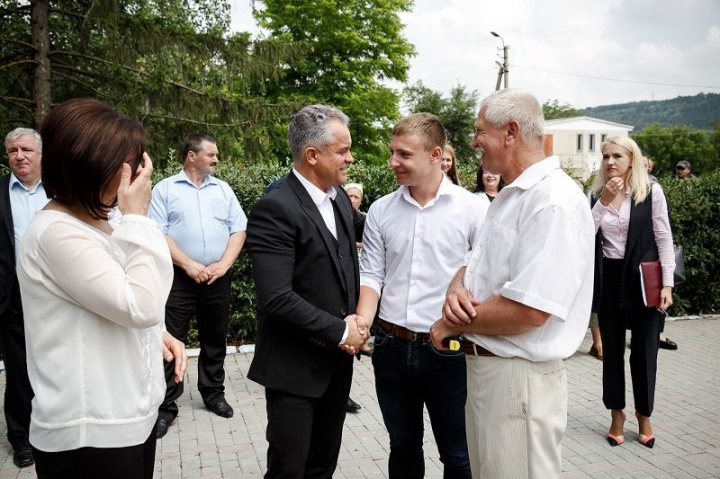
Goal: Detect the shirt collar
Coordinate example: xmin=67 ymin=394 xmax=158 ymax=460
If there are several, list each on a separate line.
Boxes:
xmin=293 ymin=168 xmax=337 ymax=206
xmin=9 ymin=173 xmax=42 ymax=193
xmin=173 ymin=169 xmax=218 ymax=187
xmin=506 ymin=156 xmax=560 ymax=191
xmin=396 ymin=174 xmax=458 ymax=207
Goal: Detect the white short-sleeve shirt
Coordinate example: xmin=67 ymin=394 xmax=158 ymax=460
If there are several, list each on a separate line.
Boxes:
xmin=464 ymin=156 xmax=595 ymax=361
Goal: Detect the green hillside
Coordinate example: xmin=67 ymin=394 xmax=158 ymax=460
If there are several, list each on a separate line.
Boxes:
xmin=581 ymin=92 xmax=720 ymax=131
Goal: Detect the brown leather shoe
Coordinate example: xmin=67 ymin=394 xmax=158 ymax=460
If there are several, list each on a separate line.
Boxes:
xmin=589 ymin=344 xmax=603 ymax=360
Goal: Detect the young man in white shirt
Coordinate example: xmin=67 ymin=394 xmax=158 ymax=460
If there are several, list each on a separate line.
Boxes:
xmin=356 ymin=113 xmax=487 ymax=479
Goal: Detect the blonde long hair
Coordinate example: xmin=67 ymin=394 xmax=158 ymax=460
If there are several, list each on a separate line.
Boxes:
xmin=591 ymin=136 xmax=650 ymax=205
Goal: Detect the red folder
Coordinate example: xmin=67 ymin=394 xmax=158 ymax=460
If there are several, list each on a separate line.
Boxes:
xmin=639 ymin=260 xmax=662 ymax=308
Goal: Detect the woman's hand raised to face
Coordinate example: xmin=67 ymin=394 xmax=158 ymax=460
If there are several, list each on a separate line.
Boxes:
xmin=117 ymin=152 xmax=153 ymax=216
xmin=599 ymin=177 xmax=624 ymax=207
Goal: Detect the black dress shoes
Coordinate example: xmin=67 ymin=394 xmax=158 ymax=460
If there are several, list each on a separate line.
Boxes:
xmin=209 ymin=400 xmax=234 ymax=418
xmin=346 ymin=397 xmax=362 ymax=413
xmin=659 ymin=337 xmax=678 ymax=350
xmin=156 ymin=417 xmax=172 ymax=439
xmin=13 ymin=446 xmax=34 ymax=468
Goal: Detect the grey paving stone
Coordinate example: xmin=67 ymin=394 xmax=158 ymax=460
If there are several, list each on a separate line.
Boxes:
xmin=0 ymin=316 xmax=718 ymax=478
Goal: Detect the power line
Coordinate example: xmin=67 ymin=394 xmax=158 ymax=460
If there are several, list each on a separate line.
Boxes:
xmin=422 ymin=68 xmax=496 ymax=89
xmin=514 ymin=65 xmax=720 ymax=90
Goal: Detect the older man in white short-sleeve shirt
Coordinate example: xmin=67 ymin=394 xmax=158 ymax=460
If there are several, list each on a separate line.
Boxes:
xmin=430 ymin=89 xmax=594 ymax=479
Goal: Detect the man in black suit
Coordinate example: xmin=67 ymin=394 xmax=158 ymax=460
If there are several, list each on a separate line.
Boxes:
xmin=1 ymin=128 xmax=49 ymax=468
xmin=247 ymin=104 xmax=368 ymax=479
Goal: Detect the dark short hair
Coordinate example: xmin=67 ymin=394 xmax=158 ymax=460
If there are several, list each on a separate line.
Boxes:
xmin=181 ymin=134 xmax=216 ymax=161
xmin=41 ymin=98 xmax=146 ymax=220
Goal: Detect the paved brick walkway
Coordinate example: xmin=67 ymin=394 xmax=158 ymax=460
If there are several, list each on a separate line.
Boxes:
xmin=1 ymin=316 xmax=719 ymax=478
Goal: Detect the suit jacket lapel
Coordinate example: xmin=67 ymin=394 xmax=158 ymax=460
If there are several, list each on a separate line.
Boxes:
xmin=332 ymin=187 xmax=354 ymax=241
xmin=0 ymin=176 xmax=15 ymax=247
xmin=287 ymin=173 xmax=346 ymax=291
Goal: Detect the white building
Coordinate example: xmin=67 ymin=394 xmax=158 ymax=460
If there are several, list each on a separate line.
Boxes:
xmin=543 ymin=117 xmax=634 ymax=180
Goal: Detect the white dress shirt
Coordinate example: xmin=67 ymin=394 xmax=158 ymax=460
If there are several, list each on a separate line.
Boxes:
xmin=360 ymin=176 xmax=488 ymax=332
xmin=464 ymin=157 xmax=595 ymax=361
xmin=293 ymin=168 xmax=338 ymax=238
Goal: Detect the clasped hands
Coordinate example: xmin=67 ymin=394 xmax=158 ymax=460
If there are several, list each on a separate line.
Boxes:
xmin=429 ymin=284 xmax=479 ymax=351
xmin=340 ymin=314 xmax=371 ymax=355
xmin=185 ymin=261 xmax=229 ymax=285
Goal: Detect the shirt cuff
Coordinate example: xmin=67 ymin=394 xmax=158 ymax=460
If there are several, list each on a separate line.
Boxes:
xmin=338 ymin=323 xmax=349 ymax=346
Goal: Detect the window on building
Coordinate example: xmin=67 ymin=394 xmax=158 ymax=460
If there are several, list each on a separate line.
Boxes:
xmin=589 ymin=134 xmax=596 ymax=152
xmin=576 ymin=134 xmax=583 ymax=152
xmin=601 ymin=133 xmax=607 ymax=142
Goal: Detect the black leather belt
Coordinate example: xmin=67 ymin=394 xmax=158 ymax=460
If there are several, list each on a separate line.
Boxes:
xmin=378 ymin=318 xmax=429 ymax=342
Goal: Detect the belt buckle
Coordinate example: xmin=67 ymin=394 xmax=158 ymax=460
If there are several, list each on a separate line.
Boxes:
xmin=411 ymin=331 xmax=419 ymax=342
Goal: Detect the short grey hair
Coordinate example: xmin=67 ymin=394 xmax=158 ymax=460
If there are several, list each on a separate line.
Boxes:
xmin=5 ymin=127 xmax=42 ymax=153
xmin=288 ymin=105 xmax=350 ymax=164
xmin=479 ymin=89 xmax=544 ymax=145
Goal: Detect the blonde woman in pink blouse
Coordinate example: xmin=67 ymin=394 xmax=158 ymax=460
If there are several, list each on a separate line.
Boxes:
xmin=590 ymin=136 xmax=674 ymax=450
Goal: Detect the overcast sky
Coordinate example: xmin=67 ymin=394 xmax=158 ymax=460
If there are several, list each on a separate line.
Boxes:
xmin=230 ymin=0 xmax=720 ymax=109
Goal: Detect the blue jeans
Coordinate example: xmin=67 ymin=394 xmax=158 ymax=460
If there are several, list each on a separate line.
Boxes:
xmin=372 ymin=325 xmax=472 ymax=479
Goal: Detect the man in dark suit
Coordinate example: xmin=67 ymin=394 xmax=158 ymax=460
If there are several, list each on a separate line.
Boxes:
xmin=1 ymin=128 xmax=49 ymax=468
xmin=247 ymin=104 xmax=368 ymax=479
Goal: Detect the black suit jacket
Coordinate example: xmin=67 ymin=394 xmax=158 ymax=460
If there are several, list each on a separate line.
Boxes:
xmin=0 ymin=175 xmax=18 ymax=315
xmin=246 ymin=172 xmax=364 ymax=398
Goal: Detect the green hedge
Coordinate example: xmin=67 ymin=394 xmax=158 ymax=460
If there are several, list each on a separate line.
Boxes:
xmin=661 ymin=171 xmax=720 ymax=315
xmin=157 ymin=161 xmax=719 ymax=345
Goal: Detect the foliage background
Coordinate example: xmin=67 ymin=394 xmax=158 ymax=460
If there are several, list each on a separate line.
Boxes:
xmin=154 ymin=160 xmax=720 ymax=346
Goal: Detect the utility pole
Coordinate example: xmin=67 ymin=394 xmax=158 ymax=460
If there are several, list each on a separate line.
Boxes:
xmin=491 ymin=31 xmax=509 ymax=90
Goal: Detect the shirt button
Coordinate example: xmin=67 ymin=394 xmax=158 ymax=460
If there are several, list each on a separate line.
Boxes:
xmin=340 ymin=309 xmax=347 ymax=316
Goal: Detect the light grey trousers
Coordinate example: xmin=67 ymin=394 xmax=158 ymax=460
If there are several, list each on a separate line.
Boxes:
xmin=465 ymin=355 xmax=567 ymax=479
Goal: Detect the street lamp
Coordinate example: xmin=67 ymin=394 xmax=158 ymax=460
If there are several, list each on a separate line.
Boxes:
xmin=490 ymin=31 xmax=509 ymax=90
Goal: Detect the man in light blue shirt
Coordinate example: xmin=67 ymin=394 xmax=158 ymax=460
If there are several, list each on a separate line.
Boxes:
xmin=1 ymin=128 xmax=49 ymax=468
xmin=149 ymin=134 xmax=247 ymax=439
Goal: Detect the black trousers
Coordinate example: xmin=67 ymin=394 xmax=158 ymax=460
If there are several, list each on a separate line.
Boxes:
xmin=32 ymin=425 xmax=157 ymax=479
xmin=0 ymin=287 xmax=33 ymax=450
xmin=160 ymin=266 xmax=231 ymax=420
xmin=264 ymin=360 xmax=352 ymax=479
xmin=598 ymin=258 xmax=662 ymax=417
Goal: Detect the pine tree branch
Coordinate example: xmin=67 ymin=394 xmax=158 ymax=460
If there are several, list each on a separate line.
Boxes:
xmin=0 ymin=96 xmax=34 ymax=117
xmin=141 ymin=113 xmax=251 ymax=128
xmin=52 ymin=70 xmax=109 ymax=99
xmin=0 ymin=38 xmax=35 ymax=50
xmin=0 ymin=59 xmax=36 ymax=70
xmin=0 ymin=6 xmax=31 ymax=17
xmin=52 ymin=61 xmax=122 ymax=84
xmin=50 ymin=51 xmax=215 ymax=98
xmin=48 ymin=7 xmax=88 ymax=20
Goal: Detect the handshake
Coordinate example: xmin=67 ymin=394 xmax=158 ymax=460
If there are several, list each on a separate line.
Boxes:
xmin=340 ymin=314 xmax=372 ymax=356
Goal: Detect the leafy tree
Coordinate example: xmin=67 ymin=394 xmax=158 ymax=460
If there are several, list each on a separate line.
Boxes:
xmin=253 ymin=0 xmax=415 ymax=165
xmin=0 ymin=0 xmax=303 ymax=164
xmin=403 ymin=81 xmax=479 ymax=164
xmin=633 ymin=124 xmax=717 ymax=176
xmin=404 ymin=81 xmax=444 ymax=115
xmin=543 ymin=99 xmax=581 ymax=120
xmin=710 ymin=121 xmax=720 ymax=162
